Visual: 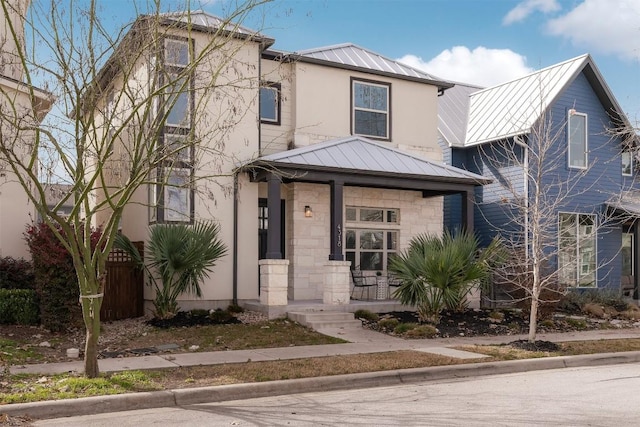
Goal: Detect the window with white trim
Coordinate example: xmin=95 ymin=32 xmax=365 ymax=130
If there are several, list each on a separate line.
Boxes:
xmin=568 ymin=111 xmax=587 ymax=169
xmin=260 ymin=82 xmax=280 ymax=124
xmin=558 ymin=213 xmax=596 ymax=287
xmin=152 ymin=36 xmax=194 ymax=224
xmin=622 ymin=150 xmax=633 ymax=176
xmin=345 ymin=207 xmax=398 ymax=271
xmin=352 ymin=79 xmax=390 ymax=139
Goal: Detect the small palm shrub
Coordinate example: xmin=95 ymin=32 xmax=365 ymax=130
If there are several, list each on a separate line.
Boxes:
xmin=116 ymin=221 xmax=227 ymax=319
xmin=389 ymin=230 xmax=502 ymax=324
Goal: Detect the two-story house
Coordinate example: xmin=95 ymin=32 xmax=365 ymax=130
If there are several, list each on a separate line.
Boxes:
xmin=95 ymin=11 xmax=488 ymax=316
xmin=0 ymin=0 xmax=52 ymax=258
xmin=439 ymin=54 xmax=639 ymax=301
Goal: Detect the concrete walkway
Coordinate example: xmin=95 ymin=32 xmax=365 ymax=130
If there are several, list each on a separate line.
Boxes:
xmin=5 ymin=326 xmax=640 ymax=421
xmin=9 ymin=324 xmax=640 ymax=375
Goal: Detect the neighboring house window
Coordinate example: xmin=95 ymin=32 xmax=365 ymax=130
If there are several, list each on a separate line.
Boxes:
xmin=622 ymin=150 xmax=633 ymax=176
xmin=345 ymin=207 xmax=398 ymax=271
xmin=260 ymin=82 xmax=280 ymax=125
xmin=153 ymin=36 xmax=194 ymax=224
xmin=352 ymin=79 xmax=390 ymax=140
xmin=568 ymin=111 xmax=587 ymax=169
xmin=558 ymin=213 xmax=596 ymax=287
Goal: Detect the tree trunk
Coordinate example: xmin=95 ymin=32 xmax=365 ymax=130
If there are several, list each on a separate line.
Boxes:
xmin=81 ymin=295 xmax=103 ymax=378
xmin=528 ymin=296 xmax=539 ymax=343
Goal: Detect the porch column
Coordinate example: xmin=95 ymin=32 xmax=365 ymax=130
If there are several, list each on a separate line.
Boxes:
xmin=266 ymin=173 xmax=282 ymax=259
xmin=634 ymin=225 xmax=640 ymax=299
xmin=323 ymin=261 xmax=351 ymax=304
xmin=461 ymin=189 xmax=474 ymax=235
xmin=329 ymin=180 xmax=344 ymax=260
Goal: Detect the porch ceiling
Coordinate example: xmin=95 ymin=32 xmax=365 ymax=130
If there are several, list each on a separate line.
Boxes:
xmin=245 ymin=136 xmax=490 ymax=195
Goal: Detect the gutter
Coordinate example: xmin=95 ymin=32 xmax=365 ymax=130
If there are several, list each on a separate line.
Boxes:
xmin=232 ymin=171 xmax=239 ymax=305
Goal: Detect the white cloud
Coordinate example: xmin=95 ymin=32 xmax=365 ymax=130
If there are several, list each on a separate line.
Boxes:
xmin=503 ymin=0 xmax=561 ymax=25
xmin=398 ymin=46 xmax=533 ymax=87
xmin=546 ymin=0 xmax=640 ymax=61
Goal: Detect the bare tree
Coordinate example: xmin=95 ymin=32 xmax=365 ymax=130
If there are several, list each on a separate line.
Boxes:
xmin=478 ymin=102 xmax=632 ymax=343
xmin=0 ymin=0 xmax=269 ymax=377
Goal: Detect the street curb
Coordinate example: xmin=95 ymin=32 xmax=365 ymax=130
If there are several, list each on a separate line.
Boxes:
xmin=3 ymin=351 xmax=640 ymax=420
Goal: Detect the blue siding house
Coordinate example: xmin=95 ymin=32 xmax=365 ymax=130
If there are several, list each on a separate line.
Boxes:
xmin=439 ymin=54 xmax=639 ymax=298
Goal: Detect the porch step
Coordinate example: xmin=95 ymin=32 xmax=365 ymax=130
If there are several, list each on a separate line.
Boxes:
xmin=287 ymin=311 xmax=362 ymax=330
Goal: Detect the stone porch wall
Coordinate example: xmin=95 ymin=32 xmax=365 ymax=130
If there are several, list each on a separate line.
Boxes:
xmin=286 ymin=182 xmax=443 ymax=301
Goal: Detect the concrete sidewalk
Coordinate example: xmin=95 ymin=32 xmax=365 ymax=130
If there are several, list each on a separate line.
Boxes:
xmin=4 ymin=326 xmax=640 ymax=421
xmin=9 ymin=325 xmax=640 ymax=375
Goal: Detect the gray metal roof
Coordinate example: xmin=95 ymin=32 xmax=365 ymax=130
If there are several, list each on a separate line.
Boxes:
xmin=438 ymin=81 xmax=483 ymax=147
xmin=258 ymin=136 xmax=488 ymax=183
xmin=463 ymin=53 xmax=627 ymax=146
xmin=606 ymin=191 xmax=640 ymax=217
xmin=157 ymin=10 xmax=274 ymax=47
xmin=296 ymin=43 xmax=437 ymax=80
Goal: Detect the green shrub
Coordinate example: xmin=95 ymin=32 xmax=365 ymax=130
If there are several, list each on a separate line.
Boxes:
xmin=404 ymin=324 xmax=438 ymax=338
xmin=377 ymin=318 xmax=399 ymax=330
xmin=354 ymin=309 xmax=378 ymax=322
xmin=394 ymin=322 xmax=418 ymax=334
xmin=566 ymin=317 xmax=588 ymax=329
xmin=0 ymin=289 xmax=39 ymax=325
xmin=559 ymin=289 xmax=629 ymax=314
xmin=227 ymin=304 xmax=244 ymax=313
xmin=0 ymin=257 xmax=35 ymax=290
xmin=25 ymin=223 xmax=87 ymax=332
xmin=209 ymin=309 xmax=233 ymax=323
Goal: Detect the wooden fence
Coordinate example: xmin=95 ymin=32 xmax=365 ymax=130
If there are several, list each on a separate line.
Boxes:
xmin=100 ymin=242 xmax=144 ymax=321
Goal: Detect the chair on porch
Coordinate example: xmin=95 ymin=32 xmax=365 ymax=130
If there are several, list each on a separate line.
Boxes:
xmin=387 ymin=273 xmax=402 ymax=299
xmin=351 ymin=268 xmax=376 ymax=300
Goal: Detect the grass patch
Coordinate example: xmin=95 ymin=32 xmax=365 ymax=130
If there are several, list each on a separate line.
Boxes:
xmin=0 ymin=351 xmax=465 ymax=404
xmin=0 ymin=338 xmax=41 ymax=364
xmin=116 ymin=318 xmax=345 ymax=353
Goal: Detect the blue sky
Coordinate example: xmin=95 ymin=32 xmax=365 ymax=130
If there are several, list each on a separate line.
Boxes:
xmin=226 ymin=0 xmax=640 ymax=123
xmin=38 ymin=0 xmax=640 ymax=121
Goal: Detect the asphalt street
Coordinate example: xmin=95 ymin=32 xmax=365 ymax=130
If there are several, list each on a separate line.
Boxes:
xmin=33 ymin=362 xmax=640 ymax=426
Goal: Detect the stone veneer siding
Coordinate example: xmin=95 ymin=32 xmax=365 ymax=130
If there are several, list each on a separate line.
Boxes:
xmin=286 ymin=182 xmax=443 ymax=300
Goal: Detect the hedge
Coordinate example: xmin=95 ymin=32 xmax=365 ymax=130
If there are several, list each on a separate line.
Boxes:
xmin=0 ymin=289 xmax=39 ymax=325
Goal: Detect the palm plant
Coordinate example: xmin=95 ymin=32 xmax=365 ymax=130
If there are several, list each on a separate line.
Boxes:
xmin=389 ymin=230 xmax=502 ymax=324
xmin=115 ymin=221 xmax=227 ymax=319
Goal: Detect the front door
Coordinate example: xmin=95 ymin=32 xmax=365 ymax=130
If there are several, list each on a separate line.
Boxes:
xmin=258 ymin=198 xmax=285 ymax=294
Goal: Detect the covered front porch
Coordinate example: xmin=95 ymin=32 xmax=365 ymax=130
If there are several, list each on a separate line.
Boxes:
xmin=243 ymin=136 xmax=489 ymax=317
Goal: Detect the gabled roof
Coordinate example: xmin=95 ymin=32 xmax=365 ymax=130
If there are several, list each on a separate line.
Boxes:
xmin=271 ymin=43 xmax=453 ymax=90
xmin=157 ymin=10 xmax=274 ymax=48
xmin=255 ymin=136 xmax=488 ymax=184
xmin=464 ymin=54 xmax=627 ymax=146
xmin=438 ymin=81 xmax=483 ymax=147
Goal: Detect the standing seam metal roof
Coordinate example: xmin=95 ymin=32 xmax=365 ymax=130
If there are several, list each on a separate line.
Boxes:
xmin=465 ymin=54 xmax=590 ymax=146
xmin=258 ymin=136 xmax=488 ymax=182
xmin=295 ymin=43 xmax=441 ymax=82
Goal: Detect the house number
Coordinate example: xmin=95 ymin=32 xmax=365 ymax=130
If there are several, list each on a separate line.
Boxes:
xmin=337 ymin=224 xmax=342 ymax=247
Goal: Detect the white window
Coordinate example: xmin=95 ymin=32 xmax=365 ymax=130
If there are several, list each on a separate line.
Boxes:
xmin=345 ymin=206 xmax=398 ymax=271
xmin=165 ymin=74 xmax=190 ymax=128
xmin=164 ymin=39 xmax=189 ymax=67
xmin=622 ymin=151 xmax=633 ymax=176
xmin=163 ymin=168 xmax=191 ymax=223
xmin=163 ymin=134 xmax=190 ymax=164
xmin=260 ymin=83 xmax=280 ymax=124
xmin=568 ymin=111 xmax=587 ymax=169
xmin=558 ymin=213 xmax=596 ymax=287
xmin=352 ymin=80 xmax=390 ymax=139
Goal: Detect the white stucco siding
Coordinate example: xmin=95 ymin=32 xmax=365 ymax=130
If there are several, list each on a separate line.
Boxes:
xmin=291 ymin=62 xmax=440 ymax=156
xmin=260 ymin=59 xmax=294 ymax=156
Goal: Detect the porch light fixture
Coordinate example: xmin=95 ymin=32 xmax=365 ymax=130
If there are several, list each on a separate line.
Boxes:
xmin=304 ymin=205 xmax=313 ymax=218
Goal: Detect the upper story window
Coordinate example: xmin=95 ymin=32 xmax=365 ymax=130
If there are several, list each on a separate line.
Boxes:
xmin=164 ymin=39 xmax=190 ymax=67
xmin=152 ymin=36 xmax=194 ymax=224
xmin=568 ymin=110 xmax=587 ymax=169
xmin=260 ymin=82 xmax=281 ymax=125
xmin=352 ymin=79 xmax=390 ymax=140
xmin=622 ymin=150 xmax=633 ymax=176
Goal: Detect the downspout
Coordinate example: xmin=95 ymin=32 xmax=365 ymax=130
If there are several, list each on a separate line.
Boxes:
xmin=514 ymin=135 xmax=529 ymax=260
xmin=232 ymin=171 xmax=239 ymax=305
